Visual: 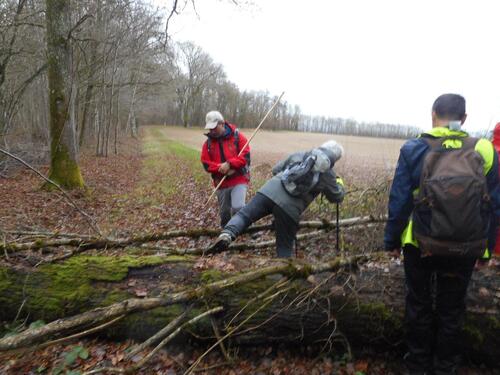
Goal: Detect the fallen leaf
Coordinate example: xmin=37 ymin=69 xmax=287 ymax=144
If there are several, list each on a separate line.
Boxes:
xmin=134 ymin=289 xmax=148 ymax=297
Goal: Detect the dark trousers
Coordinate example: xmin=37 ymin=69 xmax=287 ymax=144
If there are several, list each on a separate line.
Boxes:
xmin=403 ymin=245 xmax=476 ymax=375
xmin=223 ymin=193 xmax=298 ymax=257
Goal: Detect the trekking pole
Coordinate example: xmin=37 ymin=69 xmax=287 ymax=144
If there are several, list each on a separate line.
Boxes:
xmin=336 ymin=202 xmax=340 ymax=252
xmin=205 ymin=91 xmax=285 ymax=205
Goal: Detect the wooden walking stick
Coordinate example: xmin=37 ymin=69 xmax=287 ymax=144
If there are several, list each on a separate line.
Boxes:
xmin=205 ymin=91 xmax=285 ymax=205
xmin=336 ymin=202 xmax=340 ymax=253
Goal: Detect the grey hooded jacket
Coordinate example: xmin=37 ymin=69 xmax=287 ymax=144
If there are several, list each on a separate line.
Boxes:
xmin=258 ymin=151 xmax=345 ymax=223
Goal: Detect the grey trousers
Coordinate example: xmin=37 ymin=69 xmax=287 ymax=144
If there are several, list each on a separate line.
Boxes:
xmin=222 ymin=192 xmax=298 ymax=258
xmin=216 ymin=183 xmax=247 ymax=227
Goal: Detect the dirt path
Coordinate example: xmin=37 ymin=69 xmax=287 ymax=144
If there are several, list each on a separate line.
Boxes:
xmin=151 ymin=125 xmax=404 ymax=173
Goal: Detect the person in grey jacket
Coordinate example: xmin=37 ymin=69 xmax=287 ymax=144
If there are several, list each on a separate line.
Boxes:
xmin=209 ymin=140 xmax=345 ymax=257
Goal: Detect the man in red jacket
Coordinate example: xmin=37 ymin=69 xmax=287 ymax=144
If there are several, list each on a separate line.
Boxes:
xmin=201 ymin=111 xmax=250 ymax=227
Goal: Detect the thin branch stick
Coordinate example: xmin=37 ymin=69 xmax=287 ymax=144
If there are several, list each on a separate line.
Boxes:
xmin=164 ymin=0 xmax=179 ymax=44
xmin=210 ymin=316 xmax=232 ymax=362
xmin=184 ymin=292 xmax=281 ymax=374
xmin=0 ymin=215 xmax=386 ymax=254
xmin=225 ymin=277 xmax=289 ymax=329
xmin=0 ymin=148 xmax=101 ymax=236
xmin=232 ymin=288 xmax=294 ymax=338
xmin=83 ymin=306 xmax=223 ymax=375
xmin=126 ymin=305 xmax=192 ymax=359
xmin=2 ymin=230 xmax=97 ymax=239
xmin=205 ymin=92 xmax=285 ymax=205
xmin=133 ymin=306 xmax=223 ymax=371
xmin=37 ymin=315 xmax=125 ymax=349
xmin=0 ymin=315 xmax=125 ymax=361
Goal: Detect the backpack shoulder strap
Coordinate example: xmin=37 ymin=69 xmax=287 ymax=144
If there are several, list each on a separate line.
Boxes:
xmin=421 ymin=135 xmax=478 ymax=151
xmin=461 ymin=136 xmax=479 ymax=150
xmin=421 ymin=136 xmax=444 ymax=150
xmin=233 ymin=128 xmax=240 ymax=151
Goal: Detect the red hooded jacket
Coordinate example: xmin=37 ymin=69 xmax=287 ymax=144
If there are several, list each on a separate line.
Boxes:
xmin=201 ymin=123 xmax=250 ymax=189
xmin=493 ymin=123 xmax=500 ymax=255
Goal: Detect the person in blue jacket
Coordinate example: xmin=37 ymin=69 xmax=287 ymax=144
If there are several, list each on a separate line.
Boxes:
xmin=384 ymin=93 xmax=500 ymax=375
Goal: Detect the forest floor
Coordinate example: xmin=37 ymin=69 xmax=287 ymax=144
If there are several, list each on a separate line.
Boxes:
xmin=0 ymin=126 xmax=496 ymax=374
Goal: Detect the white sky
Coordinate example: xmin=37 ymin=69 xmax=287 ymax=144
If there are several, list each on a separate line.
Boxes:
xmin=157 ymin=0 xmax=500 ymax=132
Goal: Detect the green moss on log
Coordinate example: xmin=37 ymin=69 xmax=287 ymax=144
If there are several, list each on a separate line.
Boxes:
xmin=461 ymin=314 xmax=500 ymax=364
xmin=0 ymin=255 xmax=183 ymax=322
xmin=335 ymin=301 xmax=403 ymax=346
xmin=199 ymin=269 xmax=225 ymax=283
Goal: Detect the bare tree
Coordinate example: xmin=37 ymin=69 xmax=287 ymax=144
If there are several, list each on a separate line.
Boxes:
xmin=174 ymin=41 xmax=223 ymax=127
xmin=45 ymin=0 xmax=84 ymax=188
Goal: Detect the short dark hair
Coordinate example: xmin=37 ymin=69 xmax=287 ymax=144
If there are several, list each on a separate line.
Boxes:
xmin=432 ymin=94 xmax=466 ymax=121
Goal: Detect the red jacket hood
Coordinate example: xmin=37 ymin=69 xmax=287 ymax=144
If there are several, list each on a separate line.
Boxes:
xmin=493 ymin=123 xmax=500 ymax=153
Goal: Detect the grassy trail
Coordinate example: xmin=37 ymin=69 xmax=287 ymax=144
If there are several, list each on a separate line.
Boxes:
xmin=103 ymin=127 xmax=217 ymax=234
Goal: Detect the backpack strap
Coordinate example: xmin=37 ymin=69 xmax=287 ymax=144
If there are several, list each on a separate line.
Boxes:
xmin=233 ymin=128 xmax=250 ymax=176
xmin=207 ymin=128 xmax=243 ymax=162
xmin=460 ymin=136 xmax=479 ymax=150
xmin=422 ymin=135 xmax=478 ymax=151
xmin=234 ymin=128 xmax=240 ymax=151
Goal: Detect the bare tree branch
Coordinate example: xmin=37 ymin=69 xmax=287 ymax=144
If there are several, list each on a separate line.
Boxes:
xmin=0 ymin=148 xmax=101 ymax=236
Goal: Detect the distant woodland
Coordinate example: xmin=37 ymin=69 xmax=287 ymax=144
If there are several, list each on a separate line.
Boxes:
xmin=0 ymin=0 xmax=420 ymax=183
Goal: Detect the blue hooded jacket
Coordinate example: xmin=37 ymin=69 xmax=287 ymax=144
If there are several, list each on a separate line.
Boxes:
xmin=384 ymin=127 xmax=500 ymax=258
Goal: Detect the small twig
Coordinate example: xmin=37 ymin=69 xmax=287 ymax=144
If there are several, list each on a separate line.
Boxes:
xmin=12 ymin=299 xmax=26 ymax=324
xmin=164 ymin=0 xmax=179 ymax=45
xmin=37 ymin=315 xmax=125 ymax=349
xmin=225 ymin=277 xmax=289 ymax=329
xmin=0 ymin=315 xmax=125 ymax=361
xmin=295 ymin=273 xmax=336 ymax=308
xmin=184 ymin=292 xmax=283 ymax=374
xmin=234 ymin=288 xmax=295 ymax=337
xmin=135 ymin=306 xmax=223 ymax=370
xmin=83 ymin=307 xmax=223 ymax=375
xmin=210 ymin=316 xmax=232 ymax=362
xmin=3 ymin=230 xmax=96 ymax=240
xmin=126 ymin=305 xmax=192 ymax=360
xmin=67 ymin=14 xmax=93 ymax=40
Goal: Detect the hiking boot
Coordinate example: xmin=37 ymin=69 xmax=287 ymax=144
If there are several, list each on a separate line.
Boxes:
xmin=208 ymin=232 xmax=233 ymax=254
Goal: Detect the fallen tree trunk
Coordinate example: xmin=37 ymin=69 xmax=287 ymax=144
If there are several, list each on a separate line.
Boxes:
xmin=0 ymin=253 xmax=498 ymax=366
xmin=1 ymin=215 xmax=386 ymax=253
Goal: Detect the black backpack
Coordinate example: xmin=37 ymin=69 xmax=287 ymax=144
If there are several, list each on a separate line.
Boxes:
xmin=413 ymin=136 xmax=491 ymax=257
xmin=280 ymin=154 xmax=320 ymax=196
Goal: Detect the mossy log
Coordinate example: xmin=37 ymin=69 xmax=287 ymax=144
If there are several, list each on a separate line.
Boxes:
xmin=0 ymin=254 xmax=498 ymax=366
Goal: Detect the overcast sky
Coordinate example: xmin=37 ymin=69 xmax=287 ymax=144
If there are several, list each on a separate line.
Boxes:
xmin=158 ymin=0 xmax=500 ymax=132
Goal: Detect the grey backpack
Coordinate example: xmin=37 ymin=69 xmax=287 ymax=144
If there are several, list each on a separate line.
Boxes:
xmin=280 ymin=154 xmax=320 ymax=196
xmin=413 ymin=136 xmax=490 ymax=257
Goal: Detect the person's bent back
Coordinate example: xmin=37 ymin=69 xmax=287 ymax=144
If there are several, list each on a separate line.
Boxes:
xmin=210 ymin=140 xmax=345 ymax=257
